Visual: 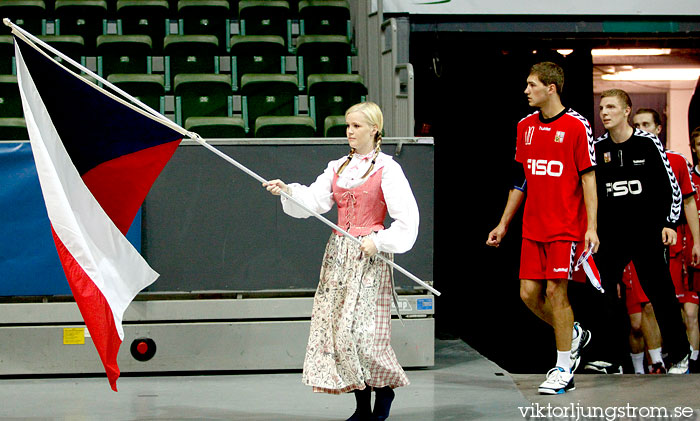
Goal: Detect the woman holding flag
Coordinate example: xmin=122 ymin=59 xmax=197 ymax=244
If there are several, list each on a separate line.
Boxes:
xmin=264 ymin=102 xmax=420 ymax=421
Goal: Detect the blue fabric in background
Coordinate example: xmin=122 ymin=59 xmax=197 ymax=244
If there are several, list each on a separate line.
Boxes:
xmin=0 ymin=142 xmax=142 ymax=296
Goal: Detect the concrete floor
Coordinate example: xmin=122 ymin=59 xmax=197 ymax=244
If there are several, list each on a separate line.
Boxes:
xmin=0 ymin=340 xmax=529 ymax=420
xmin=3 ymin=340 xmax=700 ymax=420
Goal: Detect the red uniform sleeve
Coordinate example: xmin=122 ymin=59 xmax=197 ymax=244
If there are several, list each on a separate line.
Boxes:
xmin=572 ymin=119 xmax=595 ymax=174
xmin=669 ymin=152 xmax=696 ymax=198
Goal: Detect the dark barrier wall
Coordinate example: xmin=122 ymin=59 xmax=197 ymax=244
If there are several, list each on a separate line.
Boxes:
xmin=142 ymin=140 xmax=434 ymax=292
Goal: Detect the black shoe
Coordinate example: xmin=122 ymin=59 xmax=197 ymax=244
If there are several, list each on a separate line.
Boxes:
xmin=347 ymin=388 xmax=371 ymax=421
xmin=371 ymin=386 xmax=395 ymax=421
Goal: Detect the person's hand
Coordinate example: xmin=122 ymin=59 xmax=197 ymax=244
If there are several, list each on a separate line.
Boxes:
xmin=584 ymin=229 xmax=600 ymax=253
xmin=360 ymin=237 xmax=378 ymax=257
xmin=263 ymin=179 xmax=289 ymax=196
xmin=662 ymin=227 xmax=677 ymax=246
xmin=486 ymin=224 xmax=507 ymax=247
xmin=692 ymin=243 xmax=700 ymax=266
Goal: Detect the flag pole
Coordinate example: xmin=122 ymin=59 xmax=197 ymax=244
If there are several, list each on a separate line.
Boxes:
xmin=3 ymin=19 xmax=440 ymax=297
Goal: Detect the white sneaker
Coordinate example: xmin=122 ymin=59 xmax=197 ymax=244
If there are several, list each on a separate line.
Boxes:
xmin=669 ymin=354 xmax=690 ymax=374
xmin=538 ymin=367 xmax=575 ymax=395
xmin=570 ymin=322 xmax=591 ymax=373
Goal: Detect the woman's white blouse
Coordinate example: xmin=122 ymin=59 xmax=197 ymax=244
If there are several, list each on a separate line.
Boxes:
xmin=280 ymin=151 xmax=420 ymax=254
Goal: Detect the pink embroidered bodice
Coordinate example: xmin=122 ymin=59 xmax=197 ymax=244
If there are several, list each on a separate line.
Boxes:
xmin=332 ymin=168 xmax=387 ymax=236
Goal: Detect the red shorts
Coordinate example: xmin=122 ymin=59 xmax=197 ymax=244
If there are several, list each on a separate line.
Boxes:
xmin=519 ymin=238 xmax=578 ymax=280
xmin=623 ymin=263 xmax=649 ymax=314
xmin=670 ymin=224 xmax=700 ymax=305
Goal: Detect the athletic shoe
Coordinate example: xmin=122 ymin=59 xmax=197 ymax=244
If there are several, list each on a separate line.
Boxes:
xmin=668 ymin=354 xmax=690 ymax=374
xmin=690 ymin=358 xmax=699 ymax=374
xmin=649 ymin=362 xmax=666 ymax=374
xmin=538 ymin=367 xmax=575 ymax=395
xmin=570 ymin=322 xmax=591 ymax=373
xmin=583 ymin=361 xmax=623 ymax=374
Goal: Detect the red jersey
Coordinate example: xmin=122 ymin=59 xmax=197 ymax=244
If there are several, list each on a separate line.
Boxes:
xmin=515 ymin=108 xmax=595 ymax=242
xmin=693 ymin=165 xmax=700 ymax=217
xmin=667 ymin=151 xmax=695 ymax=199
xmin=667 ymin=151 xmax=695 ymax=238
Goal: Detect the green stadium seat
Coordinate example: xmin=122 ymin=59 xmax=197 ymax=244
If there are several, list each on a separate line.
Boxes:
xmin=174 ymin=73 xmax=232 ymax=125
xmin=54 ymin=0 xmax=108 ymax=51
xmin=295 ymin=34 xmax=350 ymax=89
xmin=229 ymin=35 xmax=286 ymax=91
xmin=323 ymin=115 xmax=345 ymax=137
xmin=163 ymin=34 xmax=219 ymax=91
xmin=0 ymin=0 xmax=46 ymax=36
xmin=238 ymin=0 xmax=290 ymax=50
xmin=176 ymin=0 xmax=231 ymax=52
xmin=185 ymin=115 xmax=246 ymax=139
xmin=107 ymin=73 xmax=165 ymax=113
xmin=37 ymin=34 xmax=85 ymax=65
xmin=115 ymin=0 xmax=169 ymax=52
xmin=307 ymin=73 xmax=366 ymax=135
xmin=96 ymin=34 xmax=152 ymax=76
xmin=255 ymin=115 xmax=315 ymax=137
xmin=240 ymin=73 xmax=297 ymax=134
xmin=0 ymin=117 xmax=28 ymax=140
xmin=298 ymin=0 xmax=349 ymax=36
xmin=0 ymin=75 xmax=22 ymax=117
xmin=0 ymin=36 xmax=14 ymax=74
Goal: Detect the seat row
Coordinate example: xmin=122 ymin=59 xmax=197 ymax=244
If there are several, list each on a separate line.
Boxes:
xmin=0 ymin=72 xmax=367 ymax=138
xmin=1 ymin=0 xmax=343 ymax=16
xmin=1 ymin=0 xmax=351 ymax=51
xmin=0 ymin=33 xmax=354 ymax=90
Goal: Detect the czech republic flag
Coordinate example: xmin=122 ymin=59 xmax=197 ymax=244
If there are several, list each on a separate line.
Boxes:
xmin=14 ymin=33 xmax=183 ymax=391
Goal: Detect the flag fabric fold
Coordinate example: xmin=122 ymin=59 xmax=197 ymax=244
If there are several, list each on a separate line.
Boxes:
xmin=13 ymin=34 xmax=183 ymax=391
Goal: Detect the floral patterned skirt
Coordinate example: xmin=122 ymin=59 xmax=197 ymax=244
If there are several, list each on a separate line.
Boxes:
xmin=302 ymin=234 xmax=410 ymax=395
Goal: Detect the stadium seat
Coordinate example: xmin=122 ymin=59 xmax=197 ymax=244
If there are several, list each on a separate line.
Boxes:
xmin=0 ymin=75 xmax=22 ymax=117
xmin=323 ymin=115 xmax=345 ymax=137
xmin=238 ymin=0 xmax=291 ymax=50
xmin=37 ymin=34 xmax=86 ymax=64
xmin=0 ymin=36 xmax=14 ymax=74
xmin=0 ymin=0 xmax=46 ymax=36
xmin=96 ymin=34 xmax=152 ymax=76
xmin=295 ymin=34 xmax=351 ymax=89
xmin=54 ymin=0 xmax=108 ymax=51
xmin=185 ymin=115 xmax=246 ymax=139
xmin=307 ymin=73 xmax=366 ymax=135
xmin=115 ymin=0 xmax=169 ymax=52
xmin=173 ymin=73 xmax=232 ymax=125
xmin=163 ymin=34 xmax=219 ymax=91
xmin=240 ymin=73 xmax=297 ymax=134
xmin=0 ymin=117 xmax=28 ymax=140
xmin=229 ymin=35 xmax=286 ymax=91
xmin=106 ymin=73 xmax=165 ymax=113
xmin=176 ymin=0 xmax=231 ymax=52
xmin=298 ymin=0 xmax=350 ymax=36
xmin=254 ymin=115 xmax=315 ymax=137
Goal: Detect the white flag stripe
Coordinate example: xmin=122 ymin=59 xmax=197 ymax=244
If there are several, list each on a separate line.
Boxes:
xmin=15 ymin=42 xmax=159 ymax=339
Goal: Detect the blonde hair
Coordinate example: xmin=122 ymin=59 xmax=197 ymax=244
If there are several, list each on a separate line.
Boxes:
xmin=337 ymin=102 xmax=384 ymax=178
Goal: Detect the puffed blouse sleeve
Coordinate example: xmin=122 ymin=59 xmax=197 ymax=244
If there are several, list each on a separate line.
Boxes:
xmin=373 ymin=157 xmax=420 ymax=254
xmin=279 ymin=159 xmax=338 ymax=218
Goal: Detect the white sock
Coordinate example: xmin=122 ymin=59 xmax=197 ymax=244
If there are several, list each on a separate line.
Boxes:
xmin=691 ymin=349 xmax=699 ymax=361
xmin=557 ymin=350 xmax=572 ymax=372
xmin=649 ymin=347 xmax=664 ymax=365
xmin=630 ymin=352 xmax=645 ymax=374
